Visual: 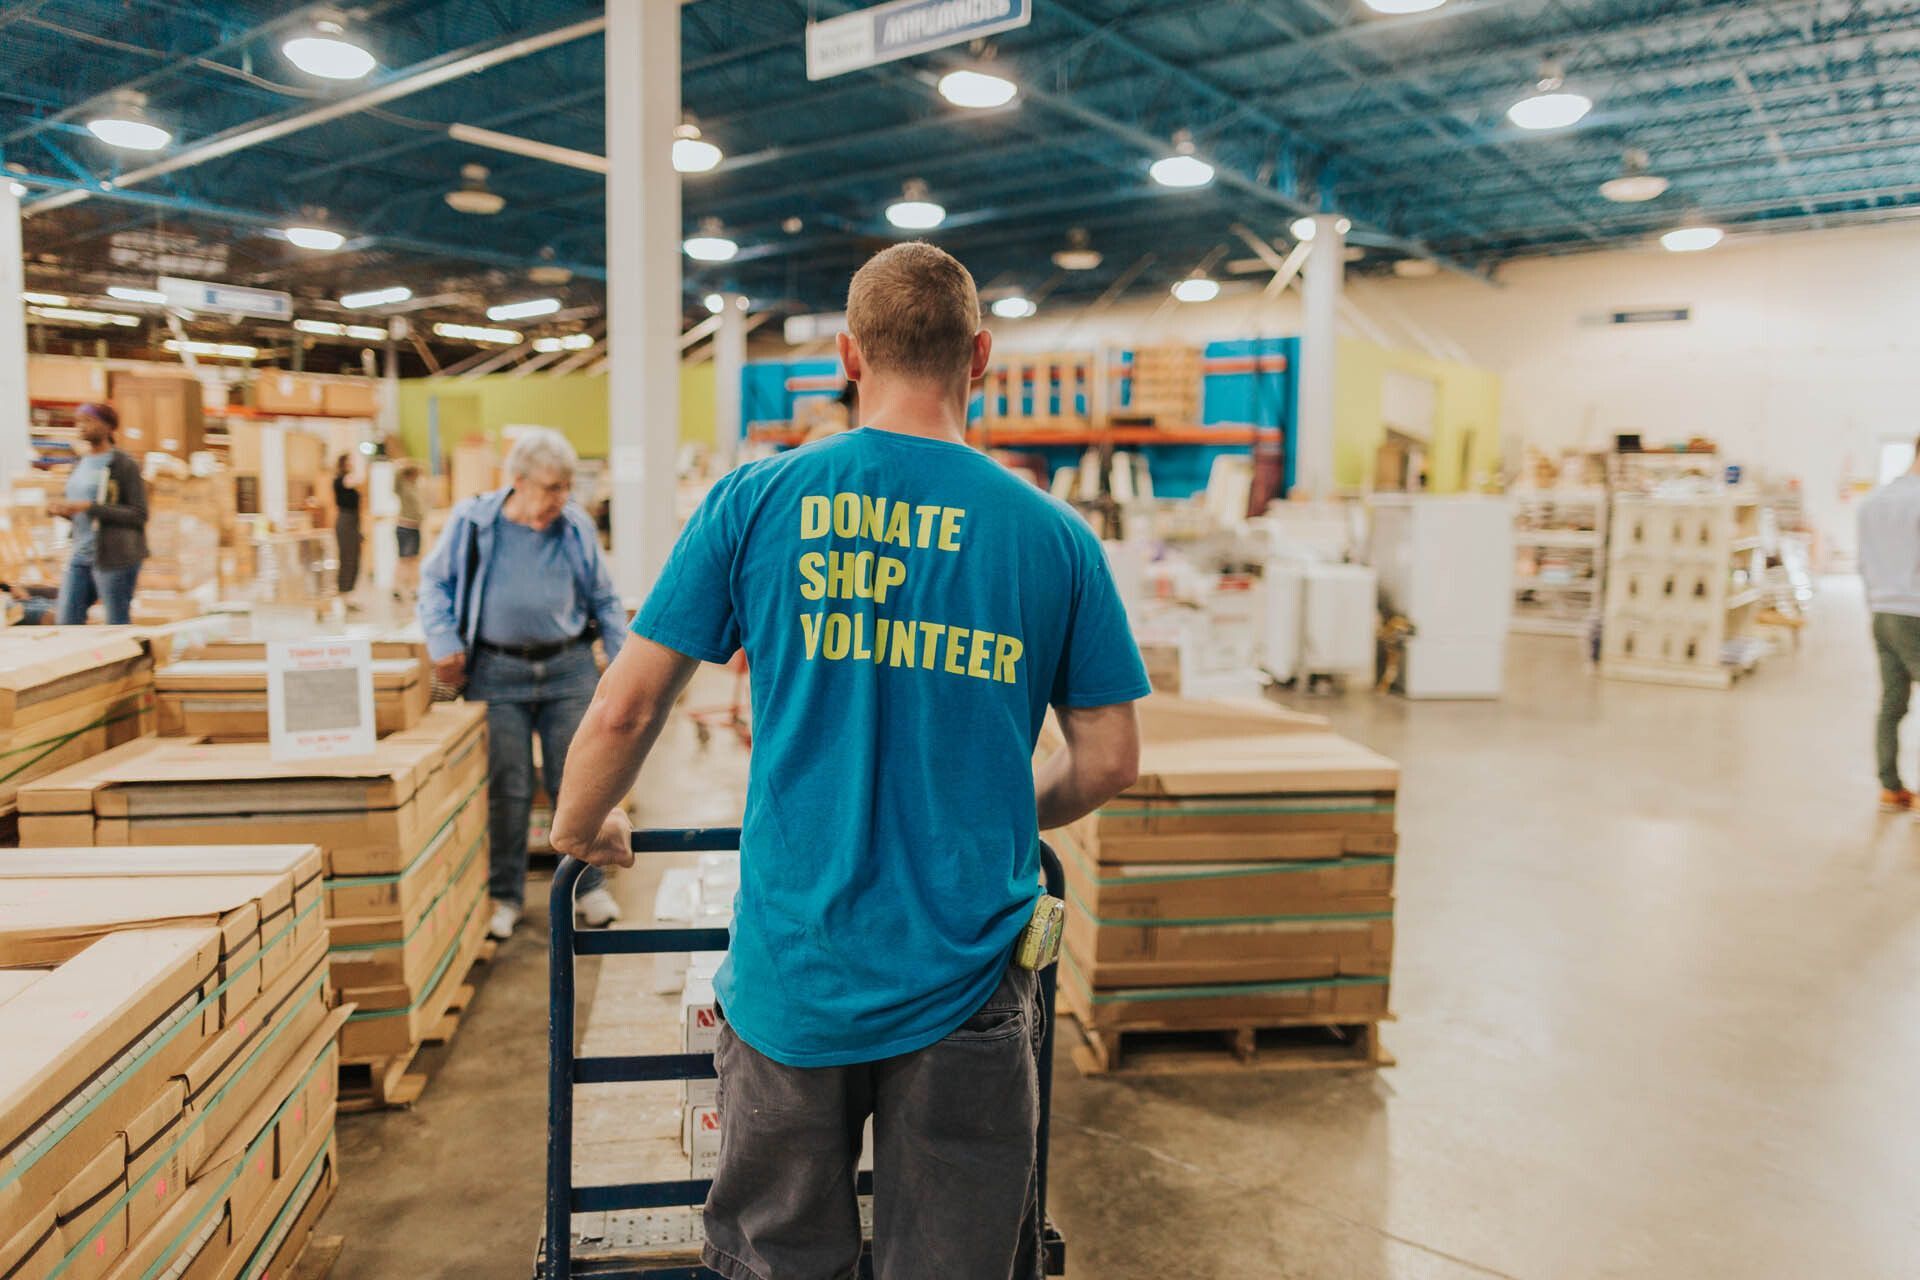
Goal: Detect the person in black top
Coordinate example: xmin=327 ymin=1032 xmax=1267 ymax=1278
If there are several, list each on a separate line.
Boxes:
xmin=333 ymin=453 xmax=362 ymax=604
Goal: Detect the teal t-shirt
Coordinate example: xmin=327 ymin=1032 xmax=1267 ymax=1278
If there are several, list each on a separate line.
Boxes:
xmin=633 ymin=427 xmax=1150 ymax=1067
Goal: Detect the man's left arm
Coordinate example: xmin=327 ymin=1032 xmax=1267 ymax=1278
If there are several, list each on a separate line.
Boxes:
xmin=550 ymin=636 xmax=702 ymax=866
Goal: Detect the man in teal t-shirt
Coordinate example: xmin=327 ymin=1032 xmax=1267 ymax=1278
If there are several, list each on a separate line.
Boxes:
xmin=553 ymin=242 xmax=1148 ymax=1279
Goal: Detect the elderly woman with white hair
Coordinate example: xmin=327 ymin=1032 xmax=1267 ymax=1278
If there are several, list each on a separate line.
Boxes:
xmin=418 ymin=427 xmax=628 ymax=939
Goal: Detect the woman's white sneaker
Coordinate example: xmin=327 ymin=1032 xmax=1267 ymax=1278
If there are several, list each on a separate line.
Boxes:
xmin=576 ymin=887 xmax=622 ymax=929
xmin=487 ymin=901 xmax=522 ymax=941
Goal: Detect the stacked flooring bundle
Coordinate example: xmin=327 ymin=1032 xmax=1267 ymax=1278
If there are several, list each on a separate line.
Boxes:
xmin=1045 ymin=695 xmax=1400 ymax=1071
xmin=154 ymin=639 xmax=431 ymax=740
xmin=0 ymin=845 xmax=342 ymax=1280
xmin=137 ymin=472 xmax=225 ymax=623
xmin=0 ymin=632 xmax=155 ymax=826
xmin=18 ymin=703 xmax=490 ymax=1086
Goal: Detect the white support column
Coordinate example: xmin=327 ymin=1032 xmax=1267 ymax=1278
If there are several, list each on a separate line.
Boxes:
xmin=606 ymin=0 xmax=681 ymax=598
xmin=713 ymin=294 xmax=746 ymax=469
xmin=1296 ymin=214 xmax=1345 ymax=500
xmin=0 ymin=184 xmax=29 ymax=484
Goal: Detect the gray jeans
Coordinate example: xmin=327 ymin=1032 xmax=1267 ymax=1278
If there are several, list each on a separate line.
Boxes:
xmin=704 ymin=963 xmax=1044 ymax=1280
xmin=1874 ymin=611 xmax=1920 ymax=790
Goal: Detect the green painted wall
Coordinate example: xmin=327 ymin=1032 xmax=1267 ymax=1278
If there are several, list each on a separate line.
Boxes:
xmin=1333 ymin=337 xmax=1502 ymax=493
xmin=396 ymin=366 xmax=718 ymax=461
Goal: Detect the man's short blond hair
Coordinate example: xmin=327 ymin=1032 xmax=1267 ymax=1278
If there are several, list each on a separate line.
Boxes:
xmin=845 ymin=242 xmax=980 ymax=385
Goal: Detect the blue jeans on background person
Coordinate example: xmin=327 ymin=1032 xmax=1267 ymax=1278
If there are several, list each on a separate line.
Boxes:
xmin=56 ymin=559 xmax=140 ymax=626
xmin=465 ymin=643 xmax=604 ymax=909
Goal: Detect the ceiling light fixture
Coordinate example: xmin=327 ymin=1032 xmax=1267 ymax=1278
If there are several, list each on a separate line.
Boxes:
xmin=885 ymin=179 xmax=946 ymax=230
xmin=1392 ymin=258 xmax=1439 ymax=278
xmin=487 ymin=297 xmax=561 ymax=322
xmin=1052 ymin=227 xmax=1102 ymax=271
xmin=1149 ymin=130 xmax=1215 ymax=189
xmin=433 ymin=322 xmax=522 ymax=344
xmin=283 ymin=225 xmax=345 ymax=251
xmin=85 ymin=91 xmax=171 ymax=152
xmin=281 ymin=11 xmax=376 ymax=80
xmin=533 ymin=333 xmax=596 ymax=353
xmin=683 ymin=217 xmax=740 ymax=262
xmin=672 ymin=120 xmax=724 ymax=174
xmin=529 ymin=249 xmax=572 ymax=286
xmin=938 ymin=68 xmax=1018 ymax=110
xmin=294 ymin=319 xmax=384 ymax=340
xmin=1660 ymin=225 xmax=1723 ymax=253
xmin=21 ymin=291 xmax=70 ymax=306
xmin=339 ymin=285 xmax=411 ymax=309
xmin=106 ymin=286 xmax=167 ymax=305
xmin=990 ymin=295 xmax=1037 ymax=319
xmin=7 ymin=182 xmax=24 ymax=198
xmin=1600 ymin=149 xmax=1670 ymax=203
xmin=704 ymin=293 xmax=725 ymax=314
xmin=1363 ymin=0 xmax=1447 ymax=11
xmin=1508 ymin=59 xmax=1592 ymax=131
xmin=1171 ymin=274 xmax=1220 ymax=303
xmin=1289 ymin=215 xmax=1352 ymax=241
xmin=165 ymin=339 xmax=258 ymax=359
xmin=446 ymin=164 xmax=506 ymax=215
xmin=29 ymin=306 xmax=140 ymax=327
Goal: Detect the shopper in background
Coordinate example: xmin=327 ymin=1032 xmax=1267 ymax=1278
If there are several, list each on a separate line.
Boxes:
xmin=51 ymin=403 xmax=147 ymax=626
xmin=1859 ymin=434 xmax=1920 ymax=811
xmin=417 ymin=427 xmax=629 ymax=939
xmin=393 ymin=461 xmax=425 ymax=604
xmin=332 ymin=453 xmax=362 ymax=608
xmin=551 ymin=242 xmax=1147 ymax=1279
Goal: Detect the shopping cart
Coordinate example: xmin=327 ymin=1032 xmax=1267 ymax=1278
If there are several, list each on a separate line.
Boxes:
xmin=538 ymin=827 xmax=1069 ymax=1278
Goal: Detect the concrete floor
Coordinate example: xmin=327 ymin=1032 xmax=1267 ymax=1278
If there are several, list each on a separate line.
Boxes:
xmin=322 ymin=578 xmax=1920 ymax=1278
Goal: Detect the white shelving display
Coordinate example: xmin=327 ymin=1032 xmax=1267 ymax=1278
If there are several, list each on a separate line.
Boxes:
xmin=1510 ymin=489 xmax=1608 ymax=639
xmin=1600 ymin=494 xmax=1768 ymax=689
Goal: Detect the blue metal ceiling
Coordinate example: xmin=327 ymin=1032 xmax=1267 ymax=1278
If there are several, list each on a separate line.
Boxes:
xmin=7 ymin=0 xmax=1920 ymax=343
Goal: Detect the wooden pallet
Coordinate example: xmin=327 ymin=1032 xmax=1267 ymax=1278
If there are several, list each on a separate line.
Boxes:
xmin=287 ymin=1234 xmax=344 ymax=1280
xmin=338 ymin=940 xmax=496 ymax=1111
xmin=1066 ymin=1010 xmax=1393 ymax=1076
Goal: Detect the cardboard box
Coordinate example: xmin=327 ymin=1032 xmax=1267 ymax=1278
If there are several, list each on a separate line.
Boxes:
xmin=322 ymin=781 xmax=485 ymax=921
xmin=0 ymin=632 xmax=151 ymax=733
xmin=326 ymin=813 xmax=487 ymax=993
xmin=111 ymin=374 xmax=205 ymax=459
xmin=335 ymin=885 xmax=485 ymax=1060
xmin=1061 ymin=948 xmax=1389 ymax=1031
xmin=321 ymin=381 xmax=378 ymax=418
xmin=253 ymin=374 xmax=325 ymax=417
xmin=1056 ymin=829 xmax=1394 ymax=920
xmin=26 ymin=357 xmax=109 ymax=405
xmin=680 ymin=977 xmax=719 ymax=1054
xmin=1063 ymin=908 xmax=1393 ymax=987
xmin=154 ymin=656 xmax=430 ymax=739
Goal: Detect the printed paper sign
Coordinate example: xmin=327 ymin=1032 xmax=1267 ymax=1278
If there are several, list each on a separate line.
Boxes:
xmin=267 ymin=639 xmax=376 ymax=761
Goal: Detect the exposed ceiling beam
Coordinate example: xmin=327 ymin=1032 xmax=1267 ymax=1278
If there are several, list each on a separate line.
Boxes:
xmin=24 ymin=13 xmax=608 ymax=217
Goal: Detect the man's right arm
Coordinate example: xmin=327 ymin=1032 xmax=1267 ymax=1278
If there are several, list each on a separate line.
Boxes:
xmin=1036 ymin=701 xmax=1141 ymax=829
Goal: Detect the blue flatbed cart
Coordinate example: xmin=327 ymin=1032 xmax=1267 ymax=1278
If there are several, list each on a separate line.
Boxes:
xmin=537 ymin=827 xmax=1069 ymax=1278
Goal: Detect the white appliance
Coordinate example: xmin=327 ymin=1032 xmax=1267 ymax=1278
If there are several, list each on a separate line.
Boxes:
xmin=1303 ymin=563 xmax=1377 ymax=677
xmin=1369 ymin=495 xmax=1514 ymax=698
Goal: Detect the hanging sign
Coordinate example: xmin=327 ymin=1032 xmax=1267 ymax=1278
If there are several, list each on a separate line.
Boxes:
xmin=267 ymin=639 xmax=376 ymax=761
xmin=158 ymin=276 xmax=293 ymax=319
xmin=806 ymin=0 xmax=1031 ymax=80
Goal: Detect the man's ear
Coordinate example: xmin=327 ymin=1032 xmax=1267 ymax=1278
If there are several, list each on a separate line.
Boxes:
xmin=968 ymin=328 xmax=993 ymax=382
xmin=837 ymin=332 xmax=863 ymax=383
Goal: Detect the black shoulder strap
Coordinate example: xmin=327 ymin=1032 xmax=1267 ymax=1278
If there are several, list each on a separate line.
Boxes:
xmin=456 ymin=517 xmax=481 ymax=643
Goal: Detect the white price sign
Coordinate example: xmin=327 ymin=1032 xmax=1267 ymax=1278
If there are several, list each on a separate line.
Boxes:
xmin=267 ymin=639 xmax=376 ymax=761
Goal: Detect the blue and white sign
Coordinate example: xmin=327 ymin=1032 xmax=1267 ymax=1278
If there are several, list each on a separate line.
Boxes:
xmin=158 ymin=276 xmax=292 ymax=320
xmin=806 ymin=0 xmax=1032 ymax=81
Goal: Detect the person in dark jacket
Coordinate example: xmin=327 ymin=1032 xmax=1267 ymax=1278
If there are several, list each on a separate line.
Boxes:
xmin=50 ymin=403 xmax=147 ymax=626
xmin=333 ymin=453 xmax=362 ymax=605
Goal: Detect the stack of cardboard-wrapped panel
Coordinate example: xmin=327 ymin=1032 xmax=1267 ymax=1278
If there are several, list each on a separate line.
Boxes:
xmin=17 ymin=703 xmax=489 ymax=1106
xmin=0 ymin=631 xmax=155 ymax=836
xmin=1044 ymin=695 xmax=1401 ymax=1073
xmin=136 ymin=469 xmax=224 ymax=624
xmin=152 ymin=638 xmax=431 ymax=740
xmin=0 ymin=844 xmax=342 ymax=1280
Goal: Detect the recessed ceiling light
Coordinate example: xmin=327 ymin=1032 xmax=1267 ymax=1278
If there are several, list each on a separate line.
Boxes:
xmin=990 ymin=295 xmax=1037 ymax=319
xmin=938 ymin=68 xmax=1018 ymax=110
xmin=487 ymin=297 xmax=561 ymax=322
xmin=1171 ymin=275 xmax=1220 ymax=303
xmin=339 ymin=286 xmax=411 ymax=309
xmin=106 ymin=285 xmax=167 ymax=305
xmin=281 ymin=13 xmax=376 ymax=80
xmin=683 ymin=217 xmax=739 ymax=262
xmin=672 ymin=120 xmax=723 ymax=174
xmin=1508 ymin=60 xmax=1591 ymax=130
xmin=433 ymin=322 xmax=522 ymax=344
xmin=85 ymin=92 xmax=171 ymax=151
xmin=1660 ymin=226 xmax=1723 ymax=253
xmin=886 ymin=179 xmax=946 ymax=230
xmin=1290 ymin=215 xmax=1352 ymax=241
xmin=1150 ymin=130 xmax=1214 ymax=189
xmin=446 ymin=164 xmax=505 ymax=215
xmin=283 ymin=226 xmax=345 ymax=251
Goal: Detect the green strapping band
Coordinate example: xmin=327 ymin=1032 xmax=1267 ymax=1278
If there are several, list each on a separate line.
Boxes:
xmin=0 ymin=697 xmax=151 ymax=785
xmin=1061 ymin=948 xmax=1388 ymax=1004
xmin=326 ymin=833 xmax=486 ymax=955
xmin=231 ymin=1126 xmax=332 ymax=1280
xmin=344 ymin=883 xmax=486 ymax=1023
xmin=55 ymin=978 xmax=328 ymax=1280
xmin=1058 ymin=834 xmax=1392 ymax=886
xmin=322 ymin=777 xmax=485 ymax=889
xmin=1063 ymin=883 xmax=1392 ymax=929
xmin=0 ymin=895 xmax=321 ymax=1196
xmin=1096 ymin=799 xmax=1394 ymax=818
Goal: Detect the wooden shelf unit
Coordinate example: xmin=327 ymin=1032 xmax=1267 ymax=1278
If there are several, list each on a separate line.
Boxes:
xmin=1511 ymin=489 xmax=1609 ymax=639
xmin=1600 ymin=494 xmax=1767 ymax=688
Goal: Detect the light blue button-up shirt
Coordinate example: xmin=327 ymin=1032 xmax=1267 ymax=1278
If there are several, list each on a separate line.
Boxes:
xmin=1860 ymin=473 xmax=1920 ymax=618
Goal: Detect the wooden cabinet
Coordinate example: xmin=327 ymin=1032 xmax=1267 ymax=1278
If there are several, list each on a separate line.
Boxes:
xmin=109 ymin=373 xmax=205 ymax=457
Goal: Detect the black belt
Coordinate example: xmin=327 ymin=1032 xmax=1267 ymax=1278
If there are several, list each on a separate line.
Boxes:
xmin=474 ymin=633 xmax=591 ymax=662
